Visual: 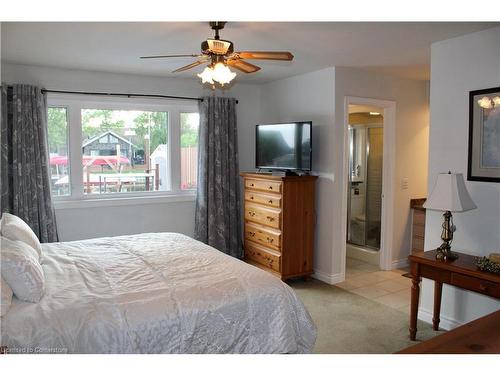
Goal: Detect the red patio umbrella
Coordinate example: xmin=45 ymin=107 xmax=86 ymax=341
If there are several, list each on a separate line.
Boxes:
xmin=82 ymin=155 xmax=130 ymax=166
xmin=50 ymin=155 xmax=131 ymax=166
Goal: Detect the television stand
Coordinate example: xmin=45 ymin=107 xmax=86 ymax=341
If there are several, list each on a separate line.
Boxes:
xmin=271 ymin=170 xmax=298 ymax=177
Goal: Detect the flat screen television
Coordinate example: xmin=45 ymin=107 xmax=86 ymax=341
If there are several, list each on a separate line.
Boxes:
xmin=255 ymin=122 xmax=312 ymax=171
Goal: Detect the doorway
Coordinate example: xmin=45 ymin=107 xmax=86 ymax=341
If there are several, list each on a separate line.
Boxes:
xmin=341 ymin=97 xmax=396 ymax=277
xmin=347 ymin=107 xmax=384 ymax=266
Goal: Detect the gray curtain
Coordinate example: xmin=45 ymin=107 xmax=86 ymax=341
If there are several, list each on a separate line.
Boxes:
xmin=195 ymin=96 xmax=242 ymax=258
xmin=1 ymin=84 xmax=58 ymax=242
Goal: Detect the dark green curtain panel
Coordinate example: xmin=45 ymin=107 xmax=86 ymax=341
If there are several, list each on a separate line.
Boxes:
xmin=0 ymin=84 xmax=58 ymax=242
xmin=195 ymin=96 xmax=242 ymax=258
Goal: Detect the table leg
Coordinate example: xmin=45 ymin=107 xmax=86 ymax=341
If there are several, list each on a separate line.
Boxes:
xmin=409 ymin=263 xmax=420 ymax=341
xmin=433 ymin=281 xmax=442 ymax=331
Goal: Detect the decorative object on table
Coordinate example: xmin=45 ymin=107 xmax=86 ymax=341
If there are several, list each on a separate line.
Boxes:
xmin=423 ymin=172 xmax=477 ymax=260
xmin=489 ymin=253 xmax=500 ymax=264
xmin=474 ymin=257 xmax=500 ymax=274
xmin=468 ymin=87 xmax=500 ymax=182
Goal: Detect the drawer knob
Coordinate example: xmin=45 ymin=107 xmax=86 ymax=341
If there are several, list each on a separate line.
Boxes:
xmin=267 ymin=237 xmax=274 ymax=243
xmin=248 ymin=231 xmax=255 ymax=237
xmin=250 ymin=183 xmax=254 ymax=187
xmin=268 ymin=200 xmax=273 ymax=204
xmin=268 ymin=186 xmax=273 ymax=190
xmin=266 ymin=216 xmax=275 ymax=222
xmin=250 ymin=196 xmax=254 ymax=200
xmin=248 ymin=211 xmax=255 ymax=217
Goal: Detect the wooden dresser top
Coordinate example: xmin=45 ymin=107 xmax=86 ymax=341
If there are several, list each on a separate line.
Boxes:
xmin=240 ymin=172 xmax=318 ymax=181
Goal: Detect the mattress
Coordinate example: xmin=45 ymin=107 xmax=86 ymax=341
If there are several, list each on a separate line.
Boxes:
xmin=0 ymin=232 xmax=316 ymax=353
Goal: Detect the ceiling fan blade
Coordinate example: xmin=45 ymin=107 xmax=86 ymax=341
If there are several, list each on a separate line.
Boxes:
xmin=140 ymin=54 xmax=201 ymax=59
xmin=172 ymin=60 xmax=207 ymax=73
xmin=236 ymin=51 xmax=294 ymax=61
xmin=227 ymin=59 xmax=261 ymax=73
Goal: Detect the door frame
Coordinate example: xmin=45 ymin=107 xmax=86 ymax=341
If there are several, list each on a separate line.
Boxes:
xmin=341 ymin=96 xmax=396 ymax=273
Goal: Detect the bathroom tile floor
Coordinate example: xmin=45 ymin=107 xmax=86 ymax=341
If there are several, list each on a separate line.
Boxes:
xmin=336 ymin=257 xmax=412 ymax=313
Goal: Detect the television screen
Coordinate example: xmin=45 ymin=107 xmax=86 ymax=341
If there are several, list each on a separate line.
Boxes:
xmin=256 ymin=122 xmax=312 ymax=171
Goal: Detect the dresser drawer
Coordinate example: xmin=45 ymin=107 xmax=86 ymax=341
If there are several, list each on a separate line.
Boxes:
xmin=411 ymin=236 xmax=425 ymax=253
xmin=245 ymin=241 xmax=281 ymax=272
xmin=245 ymin=222 xmax=281 ymax=250
xmin=244 ymin=191 xmax=281 ymax=208
xmin=413 ymin=224 xmax=425 ymax=238
xmin=245 ymin=203 xmax=281 ymax=229
xmin=413 ymin=210 xmax=426 ymax=226
xmin=245 ymin=178 xmax=282 ymax=194
xmin=451 ymin=273 xmax=500 ymax=298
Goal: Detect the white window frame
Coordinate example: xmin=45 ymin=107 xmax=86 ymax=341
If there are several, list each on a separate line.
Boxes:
xmin=48 ymin=94 xmax=198 ymax=208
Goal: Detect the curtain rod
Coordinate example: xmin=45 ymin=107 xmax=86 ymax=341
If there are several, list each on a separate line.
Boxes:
xmin=41 ymin=89 xmax=238 ymax=104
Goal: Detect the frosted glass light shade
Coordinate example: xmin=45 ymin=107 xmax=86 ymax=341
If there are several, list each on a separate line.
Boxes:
xmin=211 ymin=62 xmax=236 ymax=85
xmin=423 ymin=173 xmax=477 ymax=212
xmin=197 ymin=66 xmax=215 ymax=84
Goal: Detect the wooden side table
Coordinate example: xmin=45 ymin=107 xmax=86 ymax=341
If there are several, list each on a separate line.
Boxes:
xmin=408 ymin=250 xmax=500 ymax=340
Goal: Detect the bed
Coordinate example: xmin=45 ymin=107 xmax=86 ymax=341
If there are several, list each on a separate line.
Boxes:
xmin=0 ymin=232 xmax=316 ymax=353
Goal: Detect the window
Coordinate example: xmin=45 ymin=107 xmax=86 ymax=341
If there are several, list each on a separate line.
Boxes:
xmin=180 ymin=112 xmax=200 ymax=190
xmin=47 ymin=107 xmax=70 ymax=196
xmin=81 ymin=108 xmax=168 ymax=195
xmin=46 ymin=97 xmax=199 ymax=202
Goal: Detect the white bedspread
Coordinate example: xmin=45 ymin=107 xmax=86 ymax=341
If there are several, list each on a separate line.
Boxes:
xmin=0 ymin=233 xmax=316 ymax=353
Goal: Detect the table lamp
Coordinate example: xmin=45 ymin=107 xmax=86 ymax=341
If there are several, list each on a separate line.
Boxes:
xmin=423 ymin=172 xmax=477 ymax=261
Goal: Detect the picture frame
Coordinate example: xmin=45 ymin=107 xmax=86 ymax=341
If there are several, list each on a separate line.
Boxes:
xmin=467 ymin=87 xmax=500 ymax=182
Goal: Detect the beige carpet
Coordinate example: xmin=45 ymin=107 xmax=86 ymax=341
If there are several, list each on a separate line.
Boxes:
xmin=289 ymin=279 xmax=442 ymax=353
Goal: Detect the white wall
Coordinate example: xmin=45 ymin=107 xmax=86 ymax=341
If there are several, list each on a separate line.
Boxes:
xmin=2 ymin=63 xmax=261 ymax=241
xmin=259 ymin=67 xmax=429 ymax=282
xmin=421 ymin=27 xmax=500 ymax=328
xmin=259 ymin=68 xmax=337 ymax=281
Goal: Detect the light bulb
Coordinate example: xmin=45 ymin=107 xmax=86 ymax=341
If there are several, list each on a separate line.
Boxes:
xmin=198 ymin=66 xmax=214 ymax=84
xmin=211 ymin=62 xmax=236 ymax=85
xmin=477 ymin=96 xmax=493 ymax=109
xmin=492 ymin=96 xmax=500 ymax=107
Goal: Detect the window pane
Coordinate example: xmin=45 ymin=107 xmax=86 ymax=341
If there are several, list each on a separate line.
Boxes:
xmin=81 ymin=109 xmax=168 ymax=194
xmin=180 ymin=112 xmax=199 ymax=190
xmin=47 ymin=107 xmax=70 ymax=196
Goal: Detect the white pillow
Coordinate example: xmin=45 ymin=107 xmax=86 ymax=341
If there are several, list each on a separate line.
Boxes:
xmin=1 ymin=237 xmax=45 ymax=303
xmin=1 ymin=277 xmax=13 ymax=317
xmin=0 ymin=213 xmax=42 ymax=261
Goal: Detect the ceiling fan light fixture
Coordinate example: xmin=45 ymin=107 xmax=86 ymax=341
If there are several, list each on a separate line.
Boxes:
xmin=197 ymin=66 xmax=215 ymax=84
xmin=142 ymin=22 xmax=293 ymax=89
xmin=211 ymin=62 xmax=236 ymax=85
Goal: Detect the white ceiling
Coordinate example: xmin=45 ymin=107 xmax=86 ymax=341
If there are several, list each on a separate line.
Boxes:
xmin=1 ymin=22 xmax=498 ymax=82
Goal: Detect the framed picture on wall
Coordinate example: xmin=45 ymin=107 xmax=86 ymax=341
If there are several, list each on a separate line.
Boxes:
xmin=468 ymin=87 xmax=500 ymax=182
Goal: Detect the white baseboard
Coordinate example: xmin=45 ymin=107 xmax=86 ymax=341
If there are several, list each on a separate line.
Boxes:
xmin=391 ymin=258 xmax=409 ymax=269
xmin=417 ymin=307 xmax=464 ymax=331
xmin=312 ymin=269 xmax=344 ymax=285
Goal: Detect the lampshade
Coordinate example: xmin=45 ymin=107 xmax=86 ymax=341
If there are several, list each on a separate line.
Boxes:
xmin=423 ymin=172 xmax=477 ymax=212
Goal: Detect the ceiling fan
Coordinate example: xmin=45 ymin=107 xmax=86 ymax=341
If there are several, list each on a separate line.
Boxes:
xmin=140 ymin=22 xmax=294 ymax=86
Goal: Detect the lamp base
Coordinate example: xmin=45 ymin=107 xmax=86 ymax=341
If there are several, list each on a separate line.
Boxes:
xmin=435 ymin=242 xmax=459 ymax=261
xmin=435 ymin=210 xmax=459 ymax=261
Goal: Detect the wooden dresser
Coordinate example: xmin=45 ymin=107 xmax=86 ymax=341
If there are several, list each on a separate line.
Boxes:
xmin=410 ymin=198 xmax=426 ymax=253
xmin=240 ymin=172 xmax=318 ymax=280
